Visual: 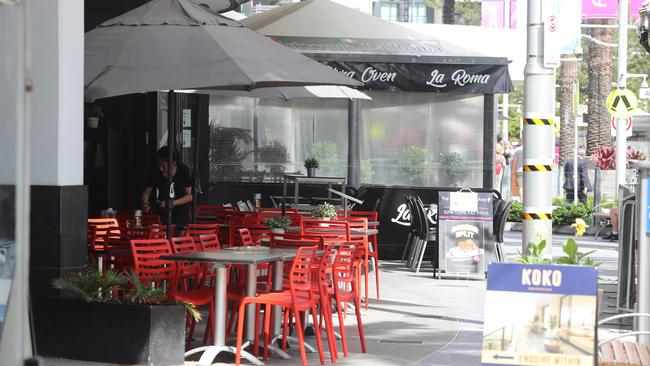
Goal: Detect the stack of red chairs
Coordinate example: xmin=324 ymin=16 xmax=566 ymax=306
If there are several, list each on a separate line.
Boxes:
xmin=235 ymin=246 xmax=325 ymax=366
xmin=341 ymin=210 xmax=380 ymax=301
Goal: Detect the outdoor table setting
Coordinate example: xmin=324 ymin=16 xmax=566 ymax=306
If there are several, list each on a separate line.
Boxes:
xmin=161 ymin=246 xmax=316 ymax=366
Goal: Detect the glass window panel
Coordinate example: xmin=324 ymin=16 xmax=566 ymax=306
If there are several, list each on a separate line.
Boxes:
xmin=380 ymin=2 xmax=397 ymax=22
xmin=208 ymin=96 xmax=348 ymax=183
xmin=409 ymin=3 xmax=427 ymax=23
xmin=360 ymin=92 xmax=485 ymax=187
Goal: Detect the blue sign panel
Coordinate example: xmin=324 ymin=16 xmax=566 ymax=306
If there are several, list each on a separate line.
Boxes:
xmin=481 ymin=263 xmax=598 ymax=366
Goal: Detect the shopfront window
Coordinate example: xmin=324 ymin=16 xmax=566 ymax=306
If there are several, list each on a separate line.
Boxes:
xmin=208 ymin=92 xmax=485 ymax=188
xmin=360 ymin=92 xmax=485 ymax=187
xmin=208 ymin=96 xmax=348 ymax=183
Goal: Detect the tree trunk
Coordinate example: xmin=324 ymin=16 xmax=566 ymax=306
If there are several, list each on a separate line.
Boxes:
xmin=443 ymin=0 xmax=455 ymax=24
xmin=559 ymin=57 xmax=578 ymax=167
xmin=586 ymin=19 xmax=614 ymax=156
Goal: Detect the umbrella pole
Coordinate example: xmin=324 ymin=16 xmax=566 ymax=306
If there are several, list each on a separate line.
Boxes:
xmin=192 ymin=95 xmax=202 ymax=224
xmin=167 ymin=90 xmax=175 ymax=239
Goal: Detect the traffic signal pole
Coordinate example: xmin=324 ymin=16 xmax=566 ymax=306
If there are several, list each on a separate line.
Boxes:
xmin=522 ymin=0 xmax=554 ymax=256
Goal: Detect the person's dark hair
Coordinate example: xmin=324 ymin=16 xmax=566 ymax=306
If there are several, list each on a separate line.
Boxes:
xmin=156 ymin=146 xmax=178 ymax=163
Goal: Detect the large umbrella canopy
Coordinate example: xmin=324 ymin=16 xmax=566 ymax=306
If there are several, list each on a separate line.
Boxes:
xmin=183 ymin=85 xmax=371 ymax=100
xmin=84 ymin=0 xmax=360 ymax=101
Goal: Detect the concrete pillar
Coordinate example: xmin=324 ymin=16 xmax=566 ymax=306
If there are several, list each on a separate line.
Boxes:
xmin=29 ymin=0 xmax=87 ymax=298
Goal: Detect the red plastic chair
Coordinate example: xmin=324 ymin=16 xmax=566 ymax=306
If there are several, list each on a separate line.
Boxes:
xmin=170 ymin=236 xmax=215 ymax=345
xmin=301 ymin=219 xmax=351 ymax=242
xmin=332 ymin=242 xmax=367 ymax=356
xmin=148 ymin=224 xmax=175 ymax=239
xmin=198 ymin=233 xmax=221 ymax=252
xmin=235 ymin=246 xmax=325 ymax=366
xmin=186 ymin=223 xmax=220 ymax=242
xmin=342 ymin=211 xmax=380 ymax=300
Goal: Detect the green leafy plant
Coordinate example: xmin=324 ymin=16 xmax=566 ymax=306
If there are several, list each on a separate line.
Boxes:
xmin=508 ymin=200 xmax=523 ymax=222
xmin=399 ymin=146 xmax=429 ymax=186
xmin=52 ymin=266 xmax=126 ymax=302
xmin=125 ymin=271 xmax=201 ymax=322
xmin=209 ymin=124 xmax=253 ymax=182
xmin=263 ymin=215 xmax=292 ymax=229
xmin=441 ymin=152 xmax=469 ymax=187
xmin=52 ymin=267 xmax=200 ymax=322
xmin=360 ymin=160 xmax=374 ymax=183
xmin=304 ymin=157 xmax=319 ymax=169
xmin=552 ymin=197 xmax=566 ymax=207
xmin=516 ymin=240 xmax=552 ymax=264
xmin=310 ymin=141 xmax=339 ymax=175
xmin=311 ymin=202 xmax=337 ymax=219
xmin=554 ymin=238 xmax=598 ymax=266
xmin=548 ymin=314 xmax=559 ymax=330
xmin=552 ymin=202 xmax=592 ymax=225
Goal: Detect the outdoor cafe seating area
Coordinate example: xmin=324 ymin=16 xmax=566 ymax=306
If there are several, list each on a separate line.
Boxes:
xmin=85 ymin=204 xmax=380 ymax=365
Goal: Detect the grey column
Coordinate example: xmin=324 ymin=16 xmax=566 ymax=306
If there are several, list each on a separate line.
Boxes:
xmin=347 ymin=99 xmax=361 ymax=188
xmin=483 ymin=94 xmax=497 ymax=189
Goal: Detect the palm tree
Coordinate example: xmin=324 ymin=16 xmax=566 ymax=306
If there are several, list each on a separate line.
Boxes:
xmin=559 ymin=57 xmax=578 ymax=166
xmin=586 ymin=19 xmax=614 ymax=155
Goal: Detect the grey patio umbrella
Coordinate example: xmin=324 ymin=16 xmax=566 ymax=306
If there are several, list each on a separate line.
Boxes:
xmin=84 ymin=0 xmax=360 ymax=102
xmin=84 ymin=0 xmax=360 ymax=249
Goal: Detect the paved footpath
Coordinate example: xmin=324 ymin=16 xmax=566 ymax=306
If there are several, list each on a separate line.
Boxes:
xmin=44 ymin=233 xmax=621 ymax=365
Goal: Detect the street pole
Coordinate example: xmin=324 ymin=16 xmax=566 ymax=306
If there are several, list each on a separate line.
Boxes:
xmin=630 ymin=160 xmax=650 ymax=344
xmin=502 ymin=0 xmax=510 ymax=142
xmin=522 ymin=0 xmax=554 ymax=256
xmin=573 ymin=111 xmax=578 ymax=204
xmin=616 ymin=0 xmax=629 ymax=187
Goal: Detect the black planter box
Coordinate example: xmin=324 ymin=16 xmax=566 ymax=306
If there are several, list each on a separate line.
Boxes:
xmin=33 ymin=297 xmax=185 ymax=365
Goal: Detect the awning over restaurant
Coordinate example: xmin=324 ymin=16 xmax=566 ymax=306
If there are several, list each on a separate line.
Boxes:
xmin=243 ymin=0 xmax=512 ymax=94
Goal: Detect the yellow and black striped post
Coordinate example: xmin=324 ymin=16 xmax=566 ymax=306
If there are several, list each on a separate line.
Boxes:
xmin=522 ymin=0 xmax=556 ymax=257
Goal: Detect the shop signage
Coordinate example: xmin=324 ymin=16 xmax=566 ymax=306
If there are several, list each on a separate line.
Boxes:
xmin=322 ymin=61 xmax=510 ymax=93
xmin=582 ymin=0 xmax=645 ymax=19
xmin=437 ymin=191 xmax=493 ymax=276
xmin=481 ymin=263 xmax=598 ymax=366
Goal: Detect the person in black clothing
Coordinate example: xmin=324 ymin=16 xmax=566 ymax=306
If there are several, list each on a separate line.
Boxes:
xmin=563 ymin=147 xmax=592 ymax=204
xmin=141 ymin=147 xmax=193 ymax=233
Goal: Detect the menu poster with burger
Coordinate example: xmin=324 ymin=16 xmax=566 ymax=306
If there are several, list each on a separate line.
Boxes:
xmin=438 ymin=191 xmax=493 ymax=275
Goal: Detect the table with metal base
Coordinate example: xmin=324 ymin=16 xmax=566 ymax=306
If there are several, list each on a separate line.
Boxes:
xmin=162 ymin=249 xmax=286 ymax=366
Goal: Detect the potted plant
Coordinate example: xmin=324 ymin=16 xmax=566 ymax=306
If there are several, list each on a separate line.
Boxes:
xmin=544 ymin=314 xmax=561 ymax=353
xmin=304 ymin=157 xmax=319 ymax=177
xmin=263 ymin=215 xmax=292 ymax=236
xmin=311 ymin=202 xmax=337 ymax=221
xmin=33 ymin=266 xmax=198 ymax=365
xmin=84 ymin=103 xmax=104 ymax=129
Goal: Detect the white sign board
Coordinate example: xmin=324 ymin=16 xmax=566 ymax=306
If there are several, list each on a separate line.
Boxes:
xmin=450 ymin=192 xmax=479 ymax=213
xmin=182 ymin=109 xmax=192 ymax=127
xmin=640 ymin=87 xmax=650 ymax=100
xmin=543 ymin=0 xmax=561 ymax=68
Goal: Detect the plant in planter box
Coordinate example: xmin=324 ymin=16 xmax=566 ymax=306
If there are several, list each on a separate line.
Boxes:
xmin=311 ymin=202 xmax=337 ymax=220
xmin=507 ymin=200 xmax=523 ymax=222
xmin=552 ymin=202 xmax=592 ymax=226
xmin=304 ymin=157 xmax=319 ymax=177
xmin=263 ymin=215 xmax=292 ymax=234
xmin=35 ymin=266 xmax=196 ymax=365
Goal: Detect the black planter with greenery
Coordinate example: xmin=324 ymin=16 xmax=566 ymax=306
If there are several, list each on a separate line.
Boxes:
xmin=33 ymin=297 xmax=185 ymax=365
xmin=31 ymin=267 xmax=194 ymax=365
